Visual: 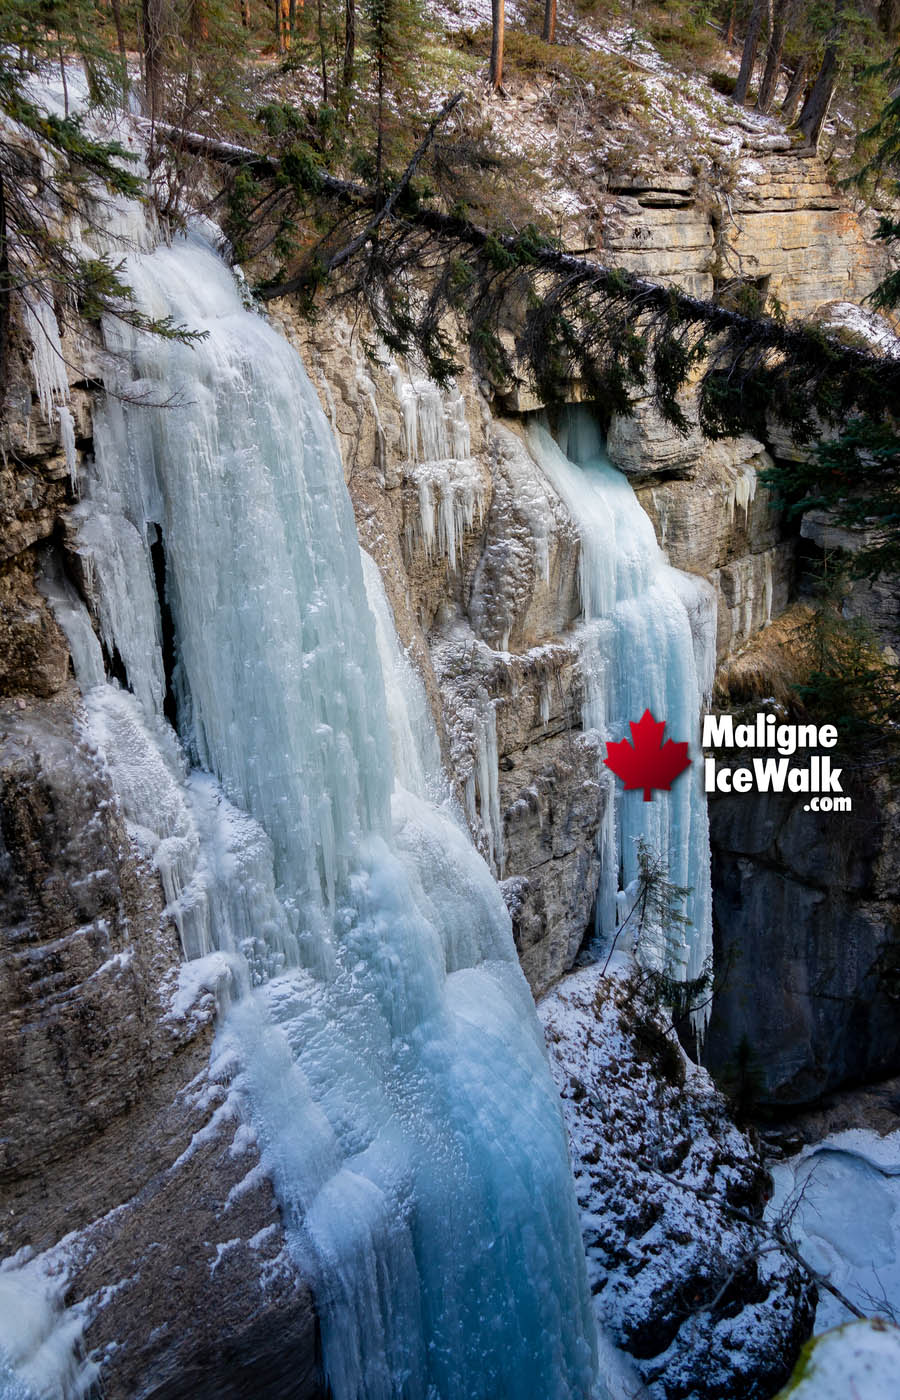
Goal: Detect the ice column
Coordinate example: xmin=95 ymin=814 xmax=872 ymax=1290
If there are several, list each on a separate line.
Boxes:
xmin=525 ymin=408 xmax=715 ymax=1000
xmin=68 ymin=229 xmax=596 ymax=1400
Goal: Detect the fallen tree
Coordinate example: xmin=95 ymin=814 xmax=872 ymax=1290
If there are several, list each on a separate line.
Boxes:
xmin=149 ymin=106 xmax=900 ymax=444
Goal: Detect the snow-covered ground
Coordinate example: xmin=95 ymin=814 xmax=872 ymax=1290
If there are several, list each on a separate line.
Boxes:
xmin=768 ymin=1129 xmax=900 ymax=1331
xmin=775 ymin=1318 xmax=900 ymax=1399
xmin=539 ymin=960 xmax=815 ymax=1399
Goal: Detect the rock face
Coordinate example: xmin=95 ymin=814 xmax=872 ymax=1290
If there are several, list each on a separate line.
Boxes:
xmin=703 ymin=768 xmax=900 ymax=1106
xmin=282 ymin=302 xmax=803 ymax=995
xmin=632 ymin=440 xmax=795 ymax=663
xmin=273 ymin=144 xmax=897 ymax=1087
xmin=1 ymin=102 xmax=896 ymax=1398
xmin=0 ymin=693 xmax=325 ymax=1399
xmin=600 ymin=154 xmax=889 ymax=315
xmin=540 ymin=963 xmax=817 ymax=1399
xmin=0 ymin=691 xmax=323 ymax=1399
xmin=0 ymin=326 xmax=324 ymax=1398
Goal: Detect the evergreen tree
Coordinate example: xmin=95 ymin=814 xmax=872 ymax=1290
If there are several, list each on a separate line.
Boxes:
xmin=763 ymin=45 xmax=900 ymax=581
xmin=0 ymin=0 xmax=200 ymax=395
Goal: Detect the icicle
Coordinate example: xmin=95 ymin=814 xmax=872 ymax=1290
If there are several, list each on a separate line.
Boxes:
xmin=393 ymin=369 xmax=486 ymax=571
xmin=526 ymin=410 xmax=714 ymax=1026
xmin=57 ymin=406 xmax=77 ymax=491
xmin=734 ymin=462 xmax=757 ymax=520
xmin=463 ymin=691 xmax=504 ymax=878
xmin=37 ymin=556 xmax=105 ymax=690
xmin=356 ymin=369 xmax=387 ymax=481
xmin=764 ymin=549 xmax=774 ymax=623
xmin=23 ymin=290 xmax=69 ymax=422
xmin=539 ymin=678 xmax=551 ymax=728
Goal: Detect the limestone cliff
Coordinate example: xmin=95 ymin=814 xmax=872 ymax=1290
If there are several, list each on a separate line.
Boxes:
xmin=0 ymin=73 xmax=897 ymax=1397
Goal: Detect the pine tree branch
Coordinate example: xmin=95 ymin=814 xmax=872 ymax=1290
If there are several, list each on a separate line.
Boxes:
xmin=149 ymin=115 xmax=900 ymax=425
xmin=319 ymin=90 xmax=464 ymax=279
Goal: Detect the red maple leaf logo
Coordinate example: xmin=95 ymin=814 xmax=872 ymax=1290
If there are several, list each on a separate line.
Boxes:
xmin=604 ymin=710 xmax=691 ymax=802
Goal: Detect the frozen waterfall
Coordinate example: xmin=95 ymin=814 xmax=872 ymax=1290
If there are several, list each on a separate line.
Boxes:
xmin=525 ymin=409 xmax=714 ymax=999
xmin=57 ymin=230 xmax=596 ymax=1399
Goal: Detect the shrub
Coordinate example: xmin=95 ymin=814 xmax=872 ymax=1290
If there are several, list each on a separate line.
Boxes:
xmin=709 ymin=69 xmax=736 ymax=96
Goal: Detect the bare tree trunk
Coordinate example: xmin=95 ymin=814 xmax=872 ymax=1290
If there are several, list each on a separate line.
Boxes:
xmin=489 ymin=0 xmax=504 ymax=90
xmin=110 ymin=0 xmax=128 ymax=74
xmin=342 ymin=0 xmax=355 ymax=89
xmin=878 ymin=0 xmax=900 ymax=34
xmin=240 ymin=0 xmax=250 ymax=26
xmin=796 ymin=0 xmax=844 ymax=148
xmin=756 ymin=0 xmax=793 ymax=113
xmin=726 ymin=0 xmax=737 ymax=46
xmin=192 ymin=0 xmax=209 ymax=41
xmin=375 ymin=50 xmax=384 ymax=192
xmin=733 ymin=0 xmax=768 ymax=106
xmin=780 ymin=56 xmax=807 ymax=122
xmin=142 ymin=0 xmax=164 ymax=118
xmin=796 ymin=47 xmax=839 ymax=146
xmin=542 ymin=0 xmax=556 ymax=44
xmin=316 ymin=0 xmax=330 ymax=103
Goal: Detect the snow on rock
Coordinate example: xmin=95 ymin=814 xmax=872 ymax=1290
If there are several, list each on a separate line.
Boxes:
xmin=164 ymin=950 xmax=240 ymax=1024
xmin=539 ymin=962 xmax=816 ymax=1399
xmin=774 ymin=1319 xmax=900 ymax=1399
xmin=0 ymin=1249 xmax=98 ymax=1400
xmin=811 ymin=301 xmax=900 ymax=358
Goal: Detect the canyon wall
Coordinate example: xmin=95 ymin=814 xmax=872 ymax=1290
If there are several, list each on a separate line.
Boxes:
xmin=0 ymin=328 xmax=324 ymax=1398
xmin=279 ymin=136 xmax=892 ymax=1001
xmin=0 ymin=130 xmax=896 ymax=1392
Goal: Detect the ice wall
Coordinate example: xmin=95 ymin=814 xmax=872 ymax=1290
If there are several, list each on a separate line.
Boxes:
xmin=57 ymin=230 xmax=595 ymax=1400
xmin=525 ymin=409 xmax=714 ymax=997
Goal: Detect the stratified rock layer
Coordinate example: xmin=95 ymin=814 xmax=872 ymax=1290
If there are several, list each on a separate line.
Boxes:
xmin=0 ymin=692 xmax=323 ymax=1399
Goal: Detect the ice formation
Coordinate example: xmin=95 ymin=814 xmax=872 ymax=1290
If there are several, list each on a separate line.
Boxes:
xmin=23 ymin=290 xmax=70 ymax=423
xmin=0 ymin=1252 xmax=97 ymax=1400
xmin=43 ymin=227 xmax=596 ymax=1400
xmin=463 ymin=689 xmax=505 ymax=877
xmin=525 ymin=409 xmax=715 ymax=998
xmin=768 ymin=1130 xmax=900 ymax=1332
xmin=394 ymin=370 xmax=487 ymax=569
xmin=726 ymin=462 xmax=758 ymax=525
xmin=57 ymin=406 xmax=77 ymax=490
xmin=360 ymin=549 xmax=442 ymax=799
xmin=773 ymin=1320 xmax=900 ymax=1400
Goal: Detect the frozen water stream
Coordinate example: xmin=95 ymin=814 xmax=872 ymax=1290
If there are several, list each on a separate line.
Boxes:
xmin=33 ymin=228 xmax=596 ymax=1400
xmin=768 ymin=1130 xmax=900 ymax=1331
xmin=523 ymin=411 xmax=715 ymax=1002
